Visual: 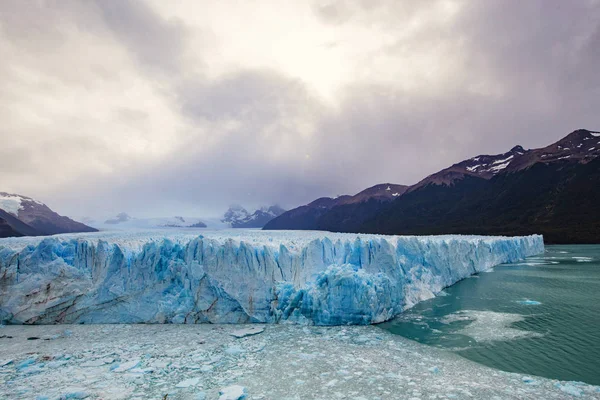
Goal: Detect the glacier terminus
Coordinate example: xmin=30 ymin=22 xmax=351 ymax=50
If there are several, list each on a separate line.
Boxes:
xmin=0 ymin=230 xmax=544 ymax=325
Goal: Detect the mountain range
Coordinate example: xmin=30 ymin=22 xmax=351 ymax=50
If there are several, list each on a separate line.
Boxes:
xmin=97 ymin=213 xmax=209 ymax=229
xmin=0 ymin=193 xmax=97 ymax=238
xmin=81 ymin=206 xmax=286 ymax=231
xmin=264 ymin=129 xmax=600 ymax=244
xmin=221 ymin=205 xmax=286 ymax=228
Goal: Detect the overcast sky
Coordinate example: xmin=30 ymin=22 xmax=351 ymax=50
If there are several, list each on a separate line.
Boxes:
xmin=1 ymin=0 xmax=599 ymax=218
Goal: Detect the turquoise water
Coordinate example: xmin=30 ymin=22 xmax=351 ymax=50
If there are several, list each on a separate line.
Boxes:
xmin=379 ymin=245 xmax=600 ymax=385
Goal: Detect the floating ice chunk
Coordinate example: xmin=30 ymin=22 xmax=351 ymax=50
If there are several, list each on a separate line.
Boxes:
xmin=176 ymin=378 xmax=201 ymax=388
xmin=47 ymin=360 xmax=69 ymax=368
xmin=555 ymin=383 xmax=583 ymax=397
xmin=19 ymin=365 xmax=45 ymax=375
xmin=231 ymin=327 xmax=264 ymax=338
xmin=444 ymin=311 xmax=542 ymax=342
xmin=573 ymin=257 xmax=593 ymax=263
xmin=81 ymin=358 xmax=114 ymax=367
xmin=219 ymin=385 xmax=247 ymax=400
xmin=353 ymin=335 xmax=371 ymax=344
xmin=129 ymin=367 xmax=154 ymax=374
xmin=16 ymin=357 xmax=37 ymax=371
xmin=113 ymin=359 xmax=141 ymax=372
xmin=440 ymin=313 xmax=471 ymax=324
xmin=428 ymin=366 xmax=440 ymax=374
xmin=517 ymin=300 xmax=542 ymax=306
xmin=209 ymin=355 xmax=222 ymax=364
xmin=59 ymin=390 xmax=89 ymax=399
xmin=225 ymin=346 xmax=246 ymax=355
xmin=0 ymin=359 xmax=13 ymax=367
xmin=151 ymin=360 xmax=171 ymax=369
xmin=522 ymin=376 xmax=535 ymax=384
xmin=196 ymin=392 xmax=207 ymax=400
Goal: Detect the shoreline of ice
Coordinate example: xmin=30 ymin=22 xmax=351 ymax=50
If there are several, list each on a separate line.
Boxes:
xmin=0 ymin=323 xmax=597 ymax=399
xmin=0 ymin=230 xmax=544 ymax=325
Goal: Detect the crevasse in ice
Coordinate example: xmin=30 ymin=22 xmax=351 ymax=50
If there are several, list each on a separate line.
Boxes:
xmin=0 ymin=230 xmax=544 ymax=325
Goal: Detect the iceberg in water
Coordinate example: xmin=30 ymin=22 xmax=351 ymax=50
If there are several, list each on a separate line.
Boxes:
xmin=0 ymin=230 xmax=544 ymax=325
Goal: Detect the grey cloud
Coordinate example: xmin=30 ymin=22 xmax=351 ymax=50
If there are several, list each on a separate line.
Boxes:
xmin=1 ymin=0 xmax=599 ymax=219
xmin=179 ymin=70 xmax=300 ymax=121
xmin=93 ymin=0 xmax=189 ymax=75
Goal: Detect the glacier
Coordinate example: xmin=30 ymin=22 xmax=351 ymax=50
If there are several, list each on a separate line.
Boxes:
xmin=0 ymin=230 xmax=544 ymax=325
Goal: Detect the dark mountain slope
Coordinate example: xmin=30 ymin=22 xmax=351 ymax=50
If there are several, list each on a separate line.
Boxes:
xmin=360 ymin=158 xmax=600 ymax=244
xmin=265 ymin=129 xmax=600 ymax=243
xmin=263 ymin=184 xmax=407 ymax=230
xmin=0 ymin=208 xmax=40 ymax=237
xmin=263 ymin=197 xmax=347 ymax=230
xmin=0 ymin=193 xmax=97 ymax=237
xmin=0 ymin=217 xmax=23 ymax=238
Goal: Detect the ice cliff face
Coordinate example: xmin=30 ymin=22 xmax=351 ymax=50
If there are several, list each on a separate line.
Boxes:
xmin=0 ymin=231 xmax=544 ymax=325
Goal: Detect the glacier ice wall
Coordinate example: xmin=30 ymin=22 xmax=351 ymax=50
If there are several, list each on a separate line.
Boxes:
xmin=0 ymin=230 xmax=544 ymax=325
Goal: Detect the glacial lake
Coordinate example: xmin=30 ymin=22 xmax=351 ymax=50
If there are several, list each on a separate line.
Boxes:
xmin=379 ymin=245 xmax=600 ymax=385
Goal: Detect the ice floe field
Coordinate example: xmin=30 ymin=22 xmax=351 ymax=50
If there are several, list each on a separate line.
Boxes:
xmin=2 ymin=323 xmax=599 ymax=400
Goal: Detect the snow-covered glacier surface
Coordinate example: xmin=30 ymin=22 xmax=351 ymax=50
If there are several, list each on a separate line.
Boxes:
xmin=0 ymin=230 xmax=544 ymax=325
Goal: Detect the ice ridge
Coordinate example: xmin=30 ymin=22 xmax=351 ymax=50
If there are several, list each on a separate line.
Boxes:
xmin=0 ymin=230 xmax=544 ymax=325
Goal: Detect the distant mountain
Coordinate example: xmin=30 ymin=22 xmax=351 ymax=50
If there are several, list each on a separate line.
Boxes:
xmin=0 ymin=216 xmax=21 ymax=238
xmin=410 ymin=128 xmax=600 ymax=190
xmin=264 ymin=184 xmax=407 ymax=231
xmin=222 ymin=205 xmax=286 ymax=228
xmin=265 ymin=129 xmax=600 ymax=243
xmin=105 ymin=212 xmax=132 ymax=225
xmin=98 ymin=214 xmax=208 ymax=229
xmin=0 ymin=192 xmax=97 ymax=238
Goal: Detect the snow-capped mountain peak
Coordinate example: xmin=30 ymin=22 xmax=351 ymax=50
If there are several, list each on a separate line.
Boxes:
xmin=458 ymin=145 xmax=529 ymax=177
xmin=412 ymin=129 xmax=600 ymax=190
xmin=0 ymin=193 xmax=45 ymax=217
xmin=0 ymin=192 xmax=97 ymax=237
xmin=222 ymin=205 xmax=286 ymax=228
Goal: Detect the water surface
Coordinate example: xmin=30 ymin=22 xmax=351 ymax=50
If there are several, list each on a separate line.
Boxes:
xmin=379 ymin=245 xmax=600 ymax=385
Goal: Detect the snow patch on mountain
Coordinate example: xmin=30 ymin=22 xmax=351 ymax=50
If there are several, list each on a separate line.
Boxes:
xmin=222 ymin=205 xmax=286 ymax=228
xmin=0 ymin=193 xmax=44 ymax=217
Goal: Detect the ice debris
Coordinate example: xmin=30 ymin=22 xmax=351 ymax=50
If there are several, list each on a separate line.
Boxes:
xmin=112 ymin=359 xmax=140 ymax=372
xmin=176 ymin=377 xmax=201 ymax=388
xmin=555 ymin=382 xmax=583 ymax=397
xmin=219 ymin=385 xmax=247 ymax=400
xmin=443 ymin=310 xmax=543 ymax=342
xmin=522 ymin=376 xmax=536 ymax=384
xmin=58 ymin=389 xmax=89 ymax=399
xmin=428 ymin=366 xmax=440 ymax=374
xmin=0 ymin=359 xmax=13 ymax=367
xmin=0 ymin=324 xmax=599 ymax=399
xmin=517 ymin=299 xmax=542 ymax=305
xmin=231 ymin=327 xmax=264 ymax=338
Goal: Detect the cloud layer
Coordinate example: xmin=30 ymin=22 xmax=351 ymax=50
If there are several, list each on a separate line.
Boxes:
xmin=1 ymin=0 xmax=599 ymax=218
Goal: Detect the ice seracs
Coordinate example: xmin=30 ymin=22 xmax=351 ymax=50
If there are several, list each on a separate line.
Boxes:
xmin=0 ymin=230 xmax=544 ymax=325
